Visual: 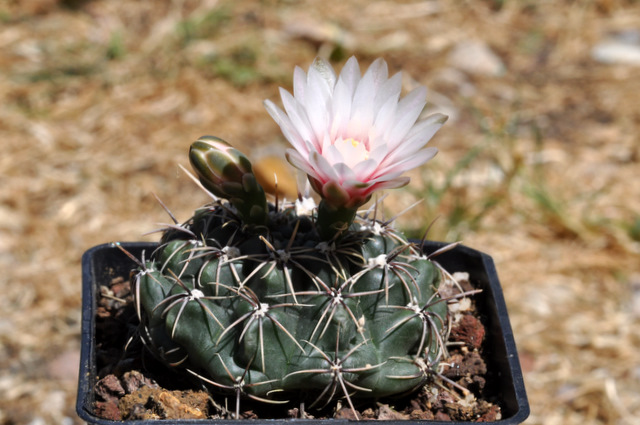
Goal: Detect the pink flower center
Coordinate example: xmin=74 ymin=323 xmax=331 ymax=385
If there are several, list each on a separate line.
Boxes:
xmin=334 ymin=137 xmax=370 ymax=169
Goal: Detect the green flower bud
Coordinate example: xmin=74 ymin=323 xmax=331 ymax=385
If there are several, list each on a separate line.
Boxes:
xmin=189 ymin=135 xmax=268 ymax=226
xmin=189 ymin=136 xmax=253 ymax=198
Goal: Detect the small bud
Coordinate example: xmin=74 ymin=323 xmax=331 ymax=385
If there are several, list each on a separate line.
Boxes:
xmin=189 ymin=136 xmax=253 ymax=198
xmin=189 ymin=136 xmax=268 ymax=225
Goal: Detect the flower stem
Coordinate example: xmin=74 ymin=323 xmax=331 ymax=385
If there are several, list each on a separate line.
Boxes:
xmin=316 ymin=200 xmax=358 ymax=241
xmin=227 ymin=173 xmax=269 ymax=227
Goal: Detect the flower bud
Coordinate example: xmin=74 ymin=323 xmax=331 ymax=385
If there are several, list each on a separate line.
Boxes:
xmin=189 ymin=136 xmax=268 ymax=226
xmin=189 ymin=135 xmax=254 ymax=199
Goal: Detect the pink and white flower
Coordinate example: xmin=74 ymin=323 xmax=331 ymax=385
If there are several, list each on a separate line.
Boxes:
xmin=264 ymin=56 xmax=447 ymax=208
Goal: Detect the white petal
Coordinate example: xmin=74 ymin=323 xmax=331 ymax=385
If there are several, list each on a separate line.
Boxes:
xmin=280 ymin=88 xmax=318 ymax=149
xmin=394 ymin=113 xmax=448 ymax=155
xmin=310 ymin=57 xmax=336 ymax=89
xmin=264 ymin=100 xmax=307 ymax=154
xmin=305 ymin=69 xmax=333 ymax=144
xmin=311 ymin=151 xmax=340 ymax=181
xmin=307 ymin=62 xmax=334 ymax=100
xmin=292 ymin=66 xmax=308 ymax=104
xmin=333 ymin=163 xmax=357 ymax=181
xmin=396 ymin=86 xmax=428 ymax=116
xmin=351 ymin=158 xmax=378 ymax=180
xmin=366 ymin=144 xmax=389 ymax=163
xmin=385 ymin=86 xmax=427 ymax=148
xmin=338 ymin=56 xmax=361 ymax=96
xmin=364 ymin=58 xmax=389 ymax=90
xmin=374 ymin=71 xmax=402 ymax=113
xmin=350 ymin=62 xmax=383 ymax=137
xmin=371 ymin=95 xmax=399 ymax=146
xmin=286 ymin=149 xmax=319 ymax=178
xmin=369 ymin=176 xmax=410 ymax=191
xmin=376 ymin=147 xmax=438 ymax=178
xmin=330 ymin=76 xmax=353 ymax=139
xmin=323 ymin=143 xmax=346 ymax=166
xmin=368 ymin=168 xmax=403 ymax=183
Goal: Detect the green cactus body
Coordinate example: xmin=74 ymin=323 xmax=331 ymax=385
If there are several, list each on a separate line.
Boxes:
xmin=135 ymin=201 xmax=447 ymax=405
xmin=133 ymin=137 xmax=450 ymax=412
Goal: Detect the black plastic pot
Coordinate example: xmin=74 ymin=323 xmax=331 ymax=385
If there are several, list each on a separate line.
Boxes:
xmin=78 ymin=241 xmax=530 ymax=424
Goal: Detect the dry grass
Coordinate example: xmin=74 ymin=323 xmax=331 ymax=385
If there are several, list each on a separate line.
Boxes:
xmin=1 ymin=0 xmax=639 ymax=424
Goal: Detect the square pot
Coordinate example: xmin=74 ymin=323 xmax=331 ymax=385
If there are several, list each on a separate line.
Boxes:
xmin=78 ymin=241 xmax=530 ymax=424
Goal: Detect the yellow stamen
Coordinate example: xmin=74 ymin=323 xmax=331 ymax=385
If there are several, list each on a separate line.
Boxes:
xmin=343 ymin=138 xmax=369 ymax=160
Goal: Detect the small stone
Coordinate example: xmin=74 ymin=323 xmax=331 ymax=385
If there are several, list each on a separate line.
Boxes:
xmin=46 ymin=349 xmax=80 ymax=382
xmin=471 ymin=375 xmax=487 ymax=391
xmin=334 ymin=405 xmax=359 ymax=420
xmin=377 ymin=404 xmax=409 ymax=420
xmin=448 ymin=40 xmax=505 ymax=77
xmin=110 ymin=276 xmax=130 ymax=299
xmin=122 ymin=370 xmax=158 ymax=394
xmin=94 ymin=401 xmax=122 ymax=421
xmin=94 ymin=375 xmax=125 ymax=402
xmin=476 ymin=403 xmax=501 ymax=421
xmin=450 ymin=314 xmax=485 ymax=350
xmin=461 ymin=351 xmax=488 ymax=376
xmin=155 ymin=390 xmax=208 ymax=419
xmin=441 ymin=351 xmax=487 ymax=379
xmin=434 ymin=410 xmax=451 ymax=421
xmin=592 ymin=31 xmax=640 ymax=66
xmin=241 ymin=410 xmax=259 ymax=419
xmin=119 ymin=387 xmax=209 ymax=420
xmin=360 ymin=408 xmax=376 ymax=419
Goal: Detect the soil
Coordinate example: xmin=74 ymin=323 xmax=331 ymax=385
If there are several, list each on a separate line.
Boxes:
xmin=92 ymin=273 xmax=500 ymax=421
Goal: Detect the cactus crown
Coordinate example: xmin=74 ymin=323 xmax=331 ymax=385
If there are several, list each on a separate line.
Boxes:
xmin=132 ymin=57 xmax=459 ymax=418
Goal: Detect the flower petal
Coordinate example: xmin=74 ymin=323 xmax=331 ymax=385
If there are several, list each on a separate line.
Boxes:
xmin=280 ymin=88 xmax=319 ymax=150
xmin=395 ymin=113 xmax=448 ymax=154
xmin=310 ymin=57 xmax=336 ymax=89
xmin=310 ymin=151 xmax=340 ymax=182
xmin=333 ymin=162 xmax=357 ymax=182
xmin=305 ymin=68 xmax=333 ymax=145
xmin=264 ymin=100 xmax=308 ymax=154
xmin=382 ymin=113 xmax=447 ymax=164
xmin=376 ymin=147 xmax=438 ymax=178
xmin=374 ymin=71 xmax=402 ymax=113
xmin=338 ymin=56 xmax=361 ymax=97
xmin=293 ymin=66 xmax=308 ymax=104
xmin=352 ymin=158 xmax=379 ymax=180
xmin=368 ymin=176 xmax=410 ymax=192
xmin=385 ymin=86 xmax=427 ymax=148
xmin=330 ymin=74 xmax=354 ymax=139
xmin=286 ymin=149 xmax=319 ymax=178
xmin=350 ymin=60 xmax=387 ymax=140
xmin=323 ymin=143 xmax=346 ymax=167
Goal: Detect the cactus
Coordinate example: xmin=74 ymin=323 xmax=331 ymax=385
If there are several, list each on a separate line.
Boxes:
xmin=133 ymin=136 xmax=456 ymax=418
xmin=131 ymin=57 xmax=458 ymax=418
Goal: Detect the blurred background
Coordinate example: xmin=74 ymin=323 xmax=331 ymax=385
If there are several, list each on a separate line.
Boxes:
xmin=1 ymin=0 xmax=639 ymax=424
